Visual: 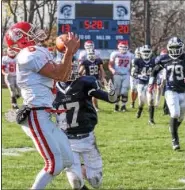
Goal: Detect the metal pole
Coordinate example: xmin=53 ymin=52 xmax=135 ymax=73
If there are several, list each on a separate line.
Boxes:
xmin=144 ymin=0 xmax=151 ymax=45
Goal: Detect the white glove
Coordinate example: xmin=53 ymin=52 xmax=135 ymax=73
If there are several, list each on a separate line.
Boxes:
xmin=104 ymin=79 xmax=117 ymax=102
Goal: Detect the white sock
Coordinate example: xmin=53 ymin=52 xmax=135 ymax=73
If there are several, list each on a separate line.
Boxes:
xmin=31 ymin=169 xmax=54 ymax=189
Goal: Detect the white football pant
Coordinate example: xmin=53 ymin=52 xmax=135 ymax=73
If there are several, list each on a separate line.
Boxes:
xmin=137 ymin=83 xmax=155 ymax=106
xmin=165 ymin=90 xmax=185 ymax=121
xmin=130 ymin=76 xmax=138 ymax=92
xmin=66 ymin=132 xmax=103 ymax=189
xmin=21 ymin=110 xmax=74 ymax=189
xmin=113 ymin=74 xmax=130 ymax=96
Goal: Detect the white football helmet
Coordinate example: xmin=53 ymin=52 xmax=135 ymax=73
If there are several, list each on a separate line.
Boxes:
xmin=87 ymin=49 xmax=96 ymax=62
xmin=117 ymin=41 xmax=128 ymax=54
xmin=7 ymin=47 xmax=17 ymax=58
xmin=84 ymin=40 xmax=95 ymax=50
xmin=167 ymin=37 xmax=184 ymax=59
xmin=140 ymin=45 xmax=152 ymax=60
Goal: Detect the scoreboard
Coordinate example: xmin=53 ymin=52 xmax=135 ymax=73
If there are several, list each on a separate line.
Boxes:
xmin=57 ymin=1 xmax=131 ymax=58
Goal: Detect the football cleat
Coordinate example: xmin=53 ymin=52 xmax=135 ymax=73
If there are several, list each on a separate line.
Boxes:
xmin=136 ymin=108 xmax=143 ymax=118
xmin=121 ymin=105 xmax=127 ymax=112
xmin=172 ymin=139 xmax=180 ymax=150
xmin=114 ymin=105 xmax=119 ymax=112
xmin=148 ymin=120 xmax=155 ymax=126
xmin=12 ymin=104 xmax=19 ymax=110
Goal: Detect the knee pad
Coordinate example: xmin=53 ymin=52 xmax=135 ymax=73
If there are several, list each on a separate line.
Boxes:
xmin=67 ymin=171 xmax=83 ymax=190
xmin=88 ymin=172 xmax=102 ymax=188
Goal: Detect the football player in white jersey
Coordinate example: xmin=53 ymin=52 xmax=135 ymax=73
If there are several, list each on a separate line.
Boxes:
xmin=5 ymin=21 xmax=80 ymax=189
xmin=2 ymin=47 xmax=21 ymax=109
xmin=78 ymin=40 xmax=100 ymax=65
xmin=130 ymin=47 xmax=140 ymax=108
xmin=109 ymin=41 xmax=134 ymax=112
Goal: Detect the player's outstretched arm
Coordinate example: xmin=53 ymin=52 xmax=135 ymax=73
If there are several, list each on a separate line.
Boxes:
xmin=89 ymin=79 xmax=117 ymax=103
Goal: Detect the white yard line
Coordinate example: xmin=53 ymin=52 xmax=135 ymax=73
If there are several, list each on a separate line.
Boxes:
xmin=2 ymin=147 xmax=36 ymax=156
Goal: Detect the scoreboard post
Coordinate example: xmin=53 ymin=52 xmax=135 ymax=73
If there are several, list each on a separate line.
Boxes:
xmin=57 ymin=0 xmax=131 ymax=59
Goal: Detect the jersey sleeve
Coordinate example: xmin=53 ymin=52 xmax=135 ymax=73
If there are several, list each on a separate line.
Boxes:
xmin=83 ymin=76 xmax=100 ymax=95
xmin=17 ymin=47 xmax=50 ymax=73
xmin=109 ymin=52 xmax=116 ymax=62
xmin=83 ymin=76 xmax=113 ymax=103
xmin=1 ymin=56 xmax=7 ymax=70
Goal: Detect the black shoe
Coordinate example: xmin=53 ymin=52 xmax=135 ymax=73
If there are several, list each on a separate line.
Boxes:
xmin=121 ymin=105 xmax=127 ymax=112
xmin=12 ymin=104 xmax=19 ymax=110
xmin=80 ymin=185 xmax=89 ymax=190
xmin=136 ymin=108 xmax=143 ymax=118
xmin=114 ymin=105 xmax=119 ymax=112
xmin=16 ymin=94 xmax=21 ymax=99
xmin=148 ymin=120 xmax=155 ymax=126
xmin=172 ymin=139 xmax=180 ymax=150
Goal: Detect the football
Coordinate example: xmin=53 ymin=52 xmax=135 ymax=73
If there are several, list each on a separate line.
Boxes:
xmin=56 ymin=34 xmax=69 ymax=53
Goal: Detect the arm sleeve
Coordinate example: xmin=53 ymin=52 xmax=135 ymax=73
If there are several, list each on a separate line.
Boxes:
xmin=151 ymin=64 xmax=163 ymax=77
xmin=86 ymin=77 xmax=116 ymax=103
xmin=109 ymin=52 xmax=116 ymax=62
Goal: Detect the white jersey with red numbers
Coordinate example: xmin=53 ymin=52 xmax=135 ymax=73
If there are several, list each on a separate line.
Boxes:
xmin=78 ymin=49 xmax=100 ymax=64
xmin=2 ymin=56 xmax=17 ymax=76
xmin=110 ymin=51 xmax=134 ymax=75
xmin=16 ymin=46 xmax=54 ymax=107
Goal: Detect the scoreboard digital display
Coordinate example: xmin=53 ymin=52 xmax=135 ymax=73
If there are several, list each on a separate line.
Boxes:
xmin=57 ymin=1 xmax=130 ymax=57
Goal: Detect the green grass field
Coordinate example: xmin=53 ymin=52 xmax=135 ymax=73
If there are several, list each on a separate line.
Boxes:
xmin=2 ymin=88 xmax=185 ymax=189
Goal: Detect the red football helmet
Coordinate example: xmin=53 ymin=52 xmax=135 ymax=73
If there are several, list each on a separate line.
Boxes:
xmin=5 ymin=21 xmax=47 ymax=50
xmin=84 ymin=40 xmax=95 ymax=50
xmin=117 ymin=41 xmax=128 ymax=53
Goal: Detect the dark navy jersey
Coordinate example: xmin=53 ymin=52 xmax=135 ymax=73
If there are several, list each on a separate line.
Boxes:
xmin=152 ymin=53 xmax=185 ymax=93
xmin=81 ymin=58 xmax=103 ymax=79
xmin=133 ymin=57 xmax=156 ymax=84
xmin=53 ymin=76 xmax=111 ymax=135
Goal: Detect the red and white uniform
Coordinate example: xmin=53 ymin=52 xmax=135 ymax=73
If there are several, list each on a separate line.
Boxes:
xmin=2 ymin=55 xmax=20 ymax=97
xmin=110 ymin=51 xmax=134 ymax=95
xmin=16 ymin=45 xmax=73 ymax=178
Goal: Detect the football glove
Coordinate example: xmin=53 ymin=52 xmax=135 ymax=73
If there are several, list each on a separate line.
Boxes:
xmin=104 ymin=79 xmax=117 ymax=102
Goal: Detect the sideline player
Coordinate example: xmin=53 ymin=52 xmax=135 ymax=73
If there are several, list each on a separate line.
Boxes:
xmin=109 ymin=41 xmax=134 ymax=112
xmin=133 ymin=45 xmax=156 ymax=125
xmin=5 ymin=21 xmax=80 ymax=189
xmin=130 ymin=47 xmax=141 ymax=108
xmin=148 ymin=37 xmax=185 ymax=150
xmin=78 ymin=49 xmax=106 ymax=111
xmin=53 ymin=62 xmax=117 ymax=190
xmin=2 ymin=47 xmax=21 ymax=109
xmin=78 ymin=40 xmax=100 ymax=64
xmin=154 ymin=48 xmax=168 ymax=107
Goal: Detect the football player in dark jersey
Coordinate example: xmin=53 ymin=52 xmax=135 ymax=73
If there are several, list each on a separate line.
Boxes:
xmin=148 ymin=37 xmax=185 ymax=150
xmin=53 ymin=62 xmax=116 ymax=190
xmin=79 ymin=49 xmax=106 ymax=112
xmin=132 ymin=45 xmax=156 ymax=125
